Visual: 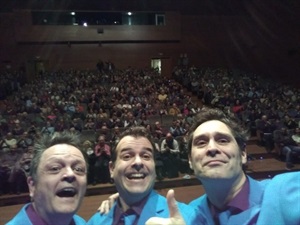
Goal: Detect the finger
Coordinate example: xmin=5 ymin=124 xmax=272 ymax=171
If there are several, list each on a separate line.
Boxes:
xmin=145 ymin=217 xmax=169 ymax=225
xmin=97 ymin=200 xmax=110 ymax=214
xmin=109 ymin=193 xmax=119 ymax=209
xmin=166 ymin=189 xmax=181 ymax=219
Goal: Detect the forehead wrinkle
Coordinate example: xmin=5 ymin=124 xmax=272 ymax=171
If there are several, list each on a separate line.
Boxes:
xmin=117 ymin=136 xmax=153 ymax=152
xmin=193 ymin=131 xmax=233 ymax=144
xmin=194 ymin=131 xmax=230 ymax=139
xmin=120 ymin=147 xmax=153 ymax=154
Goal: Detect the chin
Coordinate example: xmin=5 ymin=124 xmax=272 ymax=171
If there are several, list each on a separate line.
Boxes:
xmin=130 ymin=187 xmax=149 ymax=193
xmin=55 ymin=206 xmax=78 ymax=215
xmin=197 ymin=169 xmax=225 ymax=179
xmin=128 ymin=187 xmax=152 ymax=196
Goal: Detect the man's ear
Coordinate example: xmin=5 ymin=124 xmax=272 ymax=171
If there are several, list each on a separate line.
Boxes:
xmin=109 ymin=161 xmax=114 ymax=179
xmin=188 ymin=155 xmax=193 ymax=170
xmin=241 ymin=147 xmax=247 ymax=165
xmin=27 ymin=176 xmax=35 ymax=198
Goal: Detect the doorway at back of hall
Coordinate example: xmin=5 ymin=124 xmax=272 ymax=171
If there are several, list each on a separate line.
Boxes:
xmin=151 ymin=57 xmax=172 ymax=78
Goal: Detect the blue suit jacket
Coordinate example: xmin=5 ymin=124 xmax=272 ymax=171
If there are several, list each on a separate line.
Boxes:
xmin=189 ymin=172 xmax=300 ymax=225
xmin=257 ymin=171 xmax=300 ymax=225
xmin=88 ymin=190 xmax=204 ymax=225
xmin=5 ymin=203 xmax=86 ymax=225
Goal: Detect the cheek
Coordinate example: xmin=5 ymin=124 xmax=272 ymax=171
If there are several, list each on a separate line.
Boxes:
xmin=149 ymin=163 xmax=156 ymax=174
xmin=112 ymin=163 xmax=126 ymax=176
xmin=191 ymin=148 xmax=205 ymax=162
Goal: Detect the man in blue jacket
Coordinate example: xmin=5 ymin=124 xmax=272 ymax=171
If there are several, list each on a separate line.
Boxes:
xmin=187 ymin=108 xmax=300 ymax=225
xmin=88 ymin=126 xmax=203 ymax=225
xmin=97 ymin=108 xmax=300 ymax=224
xmin=6 ymin=131 xmax=87 ymax=225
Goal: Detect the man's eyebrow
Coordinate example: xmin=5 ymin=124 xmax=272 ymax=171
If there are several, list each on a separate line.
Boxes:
xmin=119 ymin=148 xmax=132 ymax=153
xmin=143 ymin=147 xmax=154 ymax=154
xmin=193 ymin=132 xmax=232 ymax=142
xmin=46 ymin=156 xmax=85 ymax=163
xmin=120 ymin=147 xmax=153 ymax=153
xmin=193 ymin=135 xmax=206 ymax=143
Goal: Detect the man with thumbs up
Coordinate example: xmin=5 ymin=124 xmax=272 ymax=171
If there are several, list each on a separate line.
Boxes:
xmin=145 ymin=189 xmax=187 ymax=225
xmin=87 ymin=126 xmax=204 ymax=225
xmin=96 ymin=108 xmax=300 ymax=225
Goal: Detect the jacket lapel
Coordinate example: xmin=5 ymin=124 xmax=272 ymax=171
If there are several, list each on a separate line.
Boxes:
xmin=227 ymin=176 xmax=268 ymax=225
xmin=137 ymin=191 xmax=165 ymax=225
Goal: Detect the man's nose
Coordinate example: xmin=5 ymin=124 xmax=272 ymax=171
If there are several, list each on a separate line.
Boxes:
xmin=132 ymin=156 xmax=144 ymax=171
xmin=206 ymin=140 xmax=220 ymax=156
xmin=62 ymin=168 xmax=76 ymax=182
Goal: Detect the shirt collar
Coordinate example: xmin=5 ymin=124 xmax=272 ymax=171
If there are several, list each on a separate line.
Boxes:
xmin=113 ymin=195 xmax=149 ymax=225
xmin=26 ymin=203 xmax=76 ymax=225
xmin=228 ymin=177 xmax=250 ymax=212
xmin=210 ymin=177 xmax=250 ymax=216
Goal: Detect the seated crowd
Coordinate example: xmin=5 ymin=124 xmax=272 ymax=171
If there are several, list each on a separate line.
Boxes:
xmin=174 ymin=66 xmax=300 ymax=167
xmin=0 ymin=64 xmax=300 ymax=195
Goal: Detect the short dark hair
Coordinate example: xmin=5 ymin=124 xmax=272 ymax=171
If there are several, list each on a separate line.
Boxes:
xmin=110 ymin=126 xmax=155 ymax=165
xmin=187 ymin=108 xmax=250 ymax=154
xmin=29 ymin=131 xmax=88 ymax=182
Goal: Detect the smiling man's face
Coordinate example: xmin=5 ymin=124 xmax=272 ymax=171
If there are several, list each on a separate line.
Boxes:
xmin=28 ymin=144 xmax=87 ymax=217
xmin=110 ymin=136 xmax=156 ymax=202
xmin=189 ymin=120 xmax=247 ymax=181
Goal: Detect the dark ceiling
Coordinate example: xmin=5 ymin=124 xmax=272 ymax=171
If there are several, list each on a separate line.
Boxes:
xmin=1 ymin=0 xmax=300 ymax=83
xmin=0 ymin=0 xmax=299 ymax=17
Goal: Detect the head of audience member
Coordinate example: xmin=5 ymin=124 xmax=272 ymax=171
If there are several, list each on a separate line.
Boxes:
xmin=280 ymin=127 xmax=288 ymax=135
xmin=295 ymin=127 xmax=300 ymax=135
xmin=9 ymin=144 xmax=19 ymax=154
xmin=187 ymin=108 xmax=249 ymax=184
xmin=261 ymin=114 xmax=268 ymax=121
xmin=154 ymin=121 xmax=161 ymax=128
xmin=27 ymin=131 xmax=88 ymax=225
xmin=109 ymin=126 xmax=156 ymax=209
xmin=165 ymin=132 xmax=174 ymax=144
xmin=97 ymin=135 xmax=106 ymax=146
xmin=6 ymin=132 xmax=14 ymax=140
xmin=113 ymin=126 xmax=120 ymax=134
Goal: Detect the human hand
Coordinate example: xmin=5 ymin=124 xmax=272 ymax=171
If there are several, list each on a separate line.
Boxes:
xmin=145 ymin=189 xmax=186 ymax=225
xmin=98 ymin=193 xmax=119 ymax=214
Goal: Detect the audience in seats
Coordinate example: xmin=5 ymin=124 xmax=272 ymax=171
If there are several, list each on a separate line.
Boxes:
xmin=82 ymin=140 xmax=97 ymax=185
xmin=256 ymin=115 xmax=277 ymax=152
xmin=169 ymin=119 xmax=186 ymax=137
xmin=153 ymin=121 xmax=165 ymax=139
xmin=0 ymin=63 xmax=300 ymax=196
xmin=160 ymin=132 xmax=180 ymax=178
xmin=0 ymin=132 xmax=18 ymax=153
xmin=168 ymin=103 xmax=181 ymax=116
xmin=0 ymin=145 xmax=22 ymax=194
xmin=282 ymin=127 xmax=300 ymax=170
xmin=94 ymin=134 xmax=111 ymax=184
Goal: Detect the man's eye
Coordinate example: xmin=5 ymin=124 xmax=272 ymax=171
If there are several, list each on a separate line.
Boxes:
xmin=195 ymin=140 xmax=207 ymax=147
xmin=218 ymin=138 xmax=229 ymax=144
xmin=48 ymin=166 xmax=61 ymax=173
xmin=74 ymin=166 xmax=86 ymax=174
xmin=142 ymin=154 xmax=152 ymax=160
xmin=121 ymin=154 xmax=132 ymax=161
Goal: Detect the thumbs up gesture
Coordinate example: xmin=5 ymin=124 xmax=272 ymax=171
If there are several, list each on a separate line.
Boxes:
xmin=145 ymin=189 xmax=186 ymax=225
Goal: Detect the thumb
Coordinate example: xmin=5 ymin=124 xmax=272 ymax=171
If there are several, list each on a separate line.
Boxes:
xmin=166 ymin=189 xmax=181 ymax=219
xmin=145 ymin=189 xmax=186 ymax=225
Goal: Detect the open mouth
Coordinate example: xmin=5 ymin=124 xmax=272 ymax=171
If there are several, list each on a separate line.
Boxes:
xmin=56 ymin=187 xmax=77 ymax=197
xmin=126 ymin=173 xmax=146 ymax=180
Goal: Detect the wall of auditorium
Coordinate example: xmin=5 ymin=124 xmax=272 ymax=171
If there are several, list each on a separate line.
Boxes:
xmin=179 ymin=15 xmax=300 ymax=83
xmin=1 ymin=9 xmax=300 ymax=84
xmin=0 ymin=10 xmax=182 ymax=74
xmin=13 ymin=10 xmax=181 ymax=42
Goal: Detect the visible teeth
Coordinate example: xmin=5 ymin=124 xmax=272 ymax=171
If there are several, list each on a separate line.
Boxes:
xmin=128 ymin=174 xmax=145 ymax=179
